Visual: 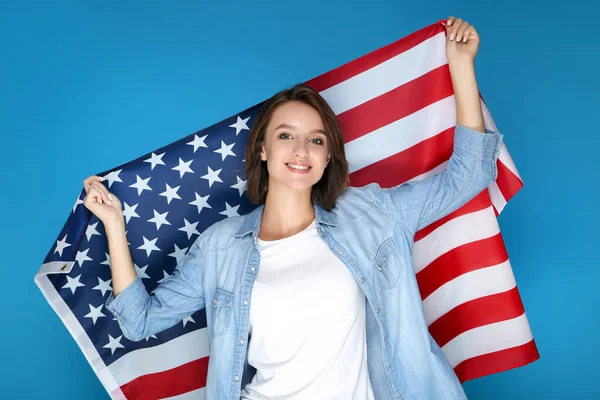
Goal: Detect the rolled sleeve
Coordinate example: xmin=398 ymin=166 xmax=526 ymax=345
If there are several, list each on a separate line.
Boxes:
xmin=453 ymin=123 xmax=503 ymax=160
xmin=105 ymin=275 xmax=148 ymax=320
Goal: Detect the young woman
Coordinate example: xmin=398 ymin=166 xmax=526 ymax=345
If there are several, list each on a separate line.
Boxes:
xmin=83 ymin=16 xmax=503 ymax=400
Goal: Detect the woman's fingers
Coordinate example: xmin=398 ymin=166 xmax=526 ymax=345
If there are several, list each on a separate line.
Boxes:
xmin=461 ymin=25 xmax=476 ymax=43
xmin=449 ymin=17 xmax=461 ymax=40
xmin=445 ymin=17 xmax=469 ymax=42
xmin=455 ymin=21 xmax=470 ymax=42
xmin=83 ymin=175 xmax=106 ymax=194
xmin=92 ymin=182 xmax=112 ymax=205
xmin=85 ymin=182 xmax=112 ymax=204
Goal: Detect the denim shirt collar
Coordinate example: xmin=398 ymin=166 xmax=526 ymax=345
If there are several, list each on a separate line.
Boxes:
xmin=233 ymin=202 xmax=339 ymax=238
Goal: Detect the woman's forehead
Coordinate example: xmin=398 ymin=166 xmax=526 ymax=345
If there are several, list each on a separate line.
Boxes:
xmin=269 ymin=101 xmax=324 ymax=131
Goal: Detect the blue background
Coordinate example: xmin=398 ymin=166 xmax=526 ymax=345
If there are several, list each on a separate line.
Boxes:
xmin=1 ymin=0 xmax=598 ymax=398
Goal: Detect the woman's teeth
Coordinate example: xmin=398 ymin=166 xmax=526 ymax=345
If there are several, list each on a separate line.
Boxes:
xmin=287 ymin=164 xmax=309 ymax=170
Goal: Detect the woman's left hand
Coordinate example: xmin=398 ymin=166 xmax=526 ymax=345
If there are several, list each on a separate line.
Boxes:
xmin=444 ymin=16 xmax=479 ymax=63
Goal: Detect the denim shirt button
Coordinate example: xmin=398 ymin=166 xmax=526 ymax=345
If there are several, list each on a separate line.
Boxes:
xmin=376 ymin=308 xmax=381 ymax=313
xmin=234 ymin=376 xmax=239 ymax=381
xmin=243 ymin=300 xmax=248 ymax=305
xmin=361 ymin=278 xmax=366 ymax=283
xmin=239 ymin=339 xmax=244 ymax=345
xmin=397 ymin=394 xmax=402 ymax=398
xmin=250 ymin=267 xmax=256 ymax=272
xmin=337 ymin=249 xmax=343 ymax=254
xmin=387 ymin=363 xmax=391 ymax=368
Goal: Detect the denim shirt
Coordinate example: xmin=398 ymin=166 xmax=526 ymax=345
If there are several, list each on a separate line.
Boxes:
xmin=106 ymin=124 xmax=503 ymax=399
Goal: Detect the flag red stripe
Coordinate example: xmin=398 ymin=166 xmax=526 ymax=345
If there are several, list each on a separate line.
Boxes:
xmin=306 ymin=22 xmax=445 ymax=92
xmin=429 ymin=287 xmax=525 ymax=348
xmin=414 ymin=190 xmax=492 ymax=242
xmin=349 ymin=126 xmax=454 ymax=188
xmin=120 ymin=356 xmax=209 ymax=400
xmin=416 ymin=233 xmax=509 ymax=300
xmin=454 ymin=339 xmax=540 ymax=383
xmin=496 ymin=160 xmax=524 ymax=202
xmin=338 ymin=64 xmax=454 ymax=143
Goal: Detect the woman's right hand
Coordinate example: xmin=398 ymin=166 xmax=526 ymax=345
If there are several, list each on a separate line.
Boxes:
xmin=83 ymin=175 xmax=124 ymax=225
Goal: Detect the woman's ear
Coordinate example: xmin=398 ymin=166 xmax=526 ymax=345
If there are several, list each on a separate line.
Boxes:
xmin=261 ymin=145 xmax=267 ymax=161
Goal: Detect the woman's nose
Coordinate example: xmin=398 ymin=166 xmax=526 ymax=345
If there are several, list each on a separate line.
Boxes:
xmin=294 ymin=142 xmax=308 ymax=158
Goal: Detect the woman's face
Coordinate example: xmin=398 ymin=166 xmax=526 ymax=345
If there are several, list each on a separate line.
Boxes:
xmin=261 ymin=101 xmax=331 ymax=193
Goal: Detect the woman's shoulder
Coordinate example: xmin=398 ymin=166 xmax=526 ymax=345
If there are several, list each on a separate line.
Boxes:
xmin=330 ymin=183 xmax=384 ymax=215
xmin=198 ymin=213 xmax=247 ymax=250
xmin=336 ymin=183 xmax=383 ymax=206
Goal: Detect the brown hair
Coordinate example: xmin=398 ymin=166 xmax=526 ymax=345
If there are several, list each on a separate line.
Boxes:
xmin=244 ymin=83 xmax=349 ymax=211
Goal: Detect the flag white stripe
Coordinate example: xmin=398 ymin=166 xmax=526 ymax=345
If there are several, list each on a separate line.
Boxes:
xmin=164 ymin=388 xmax=206 ymax=400
xmin=34 ymin=275 xmax=126 ymax=399
xmin=320 ymin=32 xmax=448 ymax=115
xmin=488 ymin=180 xmax=508 ymax=214
xmin=481 ymin=101 xmax=521 ymax=181
xmin=423 ymin=261 xmax=516 ymax=325
xmin=442 ymin=313 xmax=534 ymax=368
xmin=108 ymin=328 xmax=210 ymax=386
xmin=345 ymin=96 xmax=456 ymax=173
xmin=413 ymin=206 xmax=500 ymax=273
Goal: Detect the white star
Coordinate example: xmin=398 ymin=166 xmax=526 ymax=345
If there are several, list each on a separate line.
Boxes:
xmin=229 ymin=116 xmax=250 ymax=135
xmin=103 ymin=334 xmax=125 ymax=355
xmin=148 ymin=209 xmax=171 ymax=230
xmin=73 ymin=197 xmax=84 ymax=213
xmin=122 ymin=202 xmax=140 ymax=224
xmin=84 ymin=304 xmax=106 ymax=325
xmin=201 ymin=166 xmax=223 ymax=188
xmin=187 ymin=134 xmax=208 ymax=153
xmin=100 ymin=252 xmax=111 ymax=267
xmin=160 ymin=183 xmax=181 ymax=204
xmin=214 ymin=140 xmax=236 ymax=161
xmin=62 ymin=274 xmax=85 ymax=295
xmin=102 ymin=169 xmax=123 ymax=188
xmin=75 ymin=248 xmax=93 ymax=267
xmin=230 ymin=176 xmax=247 ymax=197
xmin=178 ymin=219 xmax=200 ymax=240
xmin=54 ymin=234 xmax=72 ymax=257
xmin=183 ymin=316 xmax=196 ymax=327
xmin=169 ymin=244 xmax=189 ymax=263
xmin=85 ymin=222 xmax=101 ymax=242
xmin=145 ymin=334 xmax=158 ymax=342
xmin=134 ymin=263 xmax=151 ymax=279
xmin=144 ymin=152 xmax=166 ymax=170
xmin=157 ymin=270 xmax=171 ymax=284
xmin=129 ymin=175 xmax=152 ymax=196
xmin=219 ymin=202 xmax=241 ymax=218
xmin=93 ymin=277 xmax=113 ymax=297
xmin=189 ymin=193 xmax=212 ymax=214
xmin=138 ymin=236 xmax=160 ymax=257
xmin=172 ymin=158 xmax=194 ymax=178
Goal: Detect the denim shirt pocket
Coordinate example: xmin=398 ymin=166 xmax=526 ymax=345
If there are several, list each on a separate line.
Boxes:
xmin=212 ymin=287 xmax=234 ymax=338
xmin=374 ymin=238 xmax=403 ymax=290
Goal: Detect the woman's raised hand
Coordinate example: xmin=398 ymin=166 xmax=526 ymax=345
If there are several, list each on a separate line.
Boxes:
xmin=83 ymin=175 xmax=124 ymax=225
xmin=444 ymin=16 xmax=480 ymax=63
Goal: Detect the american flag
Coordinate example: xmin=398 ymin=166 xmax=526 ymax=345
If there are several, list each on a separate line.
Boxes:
xmin=35 ymin=21 xmax=538 ymax=399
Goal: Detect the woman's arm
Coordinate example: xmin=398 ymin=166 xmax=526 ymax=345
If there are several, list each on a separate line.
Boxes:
xmin=446 ymin=16 xmax=485 ymax=133
xmin=82 ymin=175 xmax=206 ymax=342
xmin=365 ymin=17 xmax=503 ymax=235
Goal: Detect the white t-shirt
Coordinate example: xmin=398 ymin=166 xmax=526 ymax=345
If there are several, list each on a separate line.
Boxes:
xmin=240 ymin=219 xmax=375 ymax=400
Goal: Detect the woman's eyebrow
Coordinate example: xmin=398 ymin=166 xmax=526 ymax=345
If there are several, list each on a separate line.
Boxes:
xmin=274 ymin=124 xmax=326 ymax=135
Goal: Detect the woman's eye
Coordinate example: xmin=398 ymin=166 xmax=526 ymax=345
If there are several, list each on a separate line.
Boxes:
xmin=279 ymin=133 xmax=292 ymax=140
xmin=310 ymin=138 xmax=324 ymax=145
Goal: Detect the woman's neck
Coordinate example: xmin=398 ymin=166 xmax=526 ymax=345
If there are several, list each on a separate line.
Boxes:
xmin=259 ymin=186 xmax=315 ymax=241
